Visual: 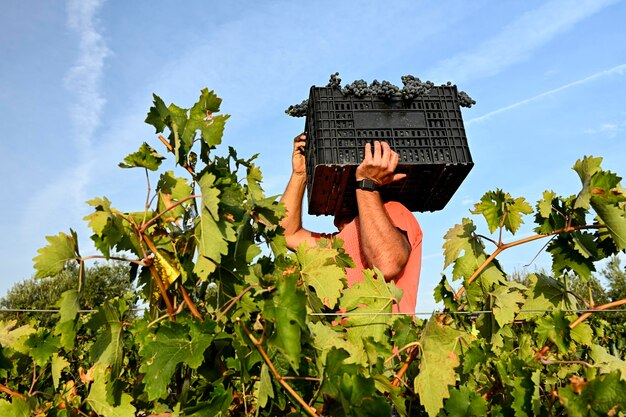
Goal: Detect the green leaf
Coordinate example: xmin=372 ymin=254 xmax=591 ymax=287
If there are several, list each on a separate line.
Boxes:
xmin=570 ymin=322 xmax=593 ymax=346
xmin=24 ymin=330 xmax=61 ymax=366
xmin=145 ymin=93 xmax=169 ymax=133
xmin=517 ymin=273 xmax=577 ymax=320
xmin=264 ymin=274 xmax=307 ymax=370
xmin=590 ymin=345 xmax=626 ymax=381
xmin=471 ymin=189 xmax=533 ymax=234
xmin=444 ymin=385 xmax=488 ymax=416
xmin=591 ymin=197 xmax=626 ymax=251
xmin=537 ymin=190 xmax=557 ymax=218
xmin=0 ymin=398 xmax=29 ymax=417
xmin=296 ymin=242 xmax=346 ymax=309
xmin=51 ymin=353 xmax=69 ymax=389
xmin=194 ymin=173 xmax=236 ymax=280
xmin=414 ymin=318 xmax=471 ymax=417
xmin=534 ymin=312 xmax=570 ymax=354
xmin=442 ymin=219 xmax=480 ymax=269
xmin=309 ymin=321 xmax=358 ymax=366
xmin=0 ymin=320 xmax=35 ymax=352
xmin=572 ymin=232 xmax=598 ymax=259
xmin=573 ymin=156 xmax=603 ymax=209
xmin=340 ymin=269 xmax=400 ymax=345
xmin=558 ymin=372 xmax=626 ymax=417
xmin=87 ymin=301 xmax=126 ymax=379
xmin=86 ymin=362 xmax=136 ymax=417
xmin=491 ymin=282 xmax=526 ymax=327
xmin=190 ymin=88 xmax=222 ymax=115
xmin=549 ymin=236 xmax=595 ymax=280
xmin=139 ymin=318 xmax=216 ymax=400
xmin=256 ymin=363 xmax=274 ymax=409
xmin=54 ymin=289 xmax=80 ymax=349
xmin=118 ymin=142 xmax=165 ymax=171
xmin=33 ymin=231 xmax=78 ymax=278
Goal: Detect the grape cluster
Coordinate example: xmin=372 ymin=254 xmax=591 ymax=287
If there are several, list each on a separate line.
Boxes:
xmin=370 ymin=80 xmax=400 ymax=99
xmin=284 ymin=72 xmax=477 ymax=116
xmin=400 ymin=75 xmax=434 ymax=100
xmin=458 ymin=91 xmax=476 ymax=108
xmin=341 ymin=79 xmax=370 ymax=97
xmin=327 ymin=72 xmax=341 ymax=89
xmin=284 ymin=99 xmax=309 ymax=117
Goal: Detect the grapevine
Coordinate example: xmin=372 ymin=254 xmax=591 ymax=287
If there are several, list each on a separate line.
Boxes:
xmin=0 ymin=89 xmax=624 ymax=416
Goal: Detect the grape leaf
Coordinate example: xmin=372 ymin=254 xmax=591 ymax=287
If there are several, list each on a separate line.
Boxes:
xmin=86 ymin=362 xmax=136 ymax=417
xmin=548 ymin=236 xmax=595 ymax=280
xmin=558 ymin=372 xmax=626 ymax=417
xmin=444 ymin=385 xmax=488 ymax=416
xmin=534 ymin=312 xmax=570 ymax=354
xmin=340 ymin=269 xmax=401 ymax=345
xmin=491 ymin=282 xmax=526 ymax=327
xmin=573 ymin=156 xmax=603 ymax=209
xmin=87 ymin=301 xmax=127 ymax=379
xmin=264 ymin=274 xmax=307 ymax=370
xmin=296 ymin=242 xmax=346 ymax=309
xmin=591 ymin=197 xmax=626 ymax=251
xmin=33 ymin=231 xmax=79 ymax=278
xmin=589 ymin=345 xmax=626 ymax=381
xmin=145 ymin=93 xmax=169 ymax=133
xmin=256 ymin=363 xmax=274 ymax=409
xmin=0 ymin=398 xmax=29 ymax=417
xmin=572 ymin=231 xmax=598 ymax=259
xmin=194 ymin=173 xmax=236 ymax=279
xmin=0 ymin=320 xmax=35 ymax=352
xmin=471 ymin=189 xmax=533 ymax=234
xmin=442 ymin=219 xmax=481 ymax=269
xmin=414 ymin=318 xmax=470 ymax=417
xmin=570 ymin=322 xmax=593 ymax=346
xmin=51 ymin=353 xmax=69 ymax=389
xmin=537 ymin=190 xmax=557 ymax=218
xmin=139 ymin=319 xmax=216 ymax=400
xmin=54 ymin=289 xmax=80 ymax=349
xmin=118 ymin=142 xmax=165 ymax=171
xmin=517 ymin=274 xmax=577 ymax=320
xmin=24 ymin=331 xmax=61 ymax=366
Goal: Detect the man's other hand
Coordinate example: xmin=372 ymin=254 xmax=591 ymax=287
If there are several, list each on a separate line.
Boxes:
xmin=355 ymin=140 xmax=407 ymax=186
xmin=292 ymin=133 xmax=307 ymax=176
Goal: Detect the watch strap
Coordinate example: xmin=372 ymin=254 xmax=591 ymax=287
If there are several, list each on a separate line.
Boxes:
xmin=355 ymin=178 xmax=380 ymax=192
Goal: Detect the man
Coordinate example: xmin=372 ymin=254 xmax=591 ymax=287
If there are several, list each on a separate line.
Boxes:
xmin=280 ymin=134 xmax=422 ymax=313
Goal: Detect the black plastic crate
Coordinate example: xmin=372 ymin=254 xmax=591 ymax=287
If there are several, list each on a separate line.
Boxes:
xmin=304 ymin=85 xmax=473 ymax=216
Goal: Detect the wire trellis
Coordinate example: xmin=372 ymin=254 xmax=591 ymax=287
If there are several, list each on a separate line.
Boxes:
xmin=1 ymin=308 xmax=625 ymax=316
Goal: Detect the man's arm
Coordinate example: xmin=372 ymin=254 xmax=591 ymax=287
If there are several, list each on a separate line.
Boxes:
xmin=279 ymin=134 xmax=318 ymax=250
xmin=355 ymin=141 xmax=411 ymax=280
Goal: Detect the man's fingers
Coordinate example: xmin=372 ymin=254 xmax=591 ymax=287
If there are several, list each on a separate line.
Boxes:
xmin=373 ymin=140 xmax=382 ymax=164
xmin=363 ymin=142 xmax=372 ymax=161
xmin=391 ymin=173 xmax=407 ymax=183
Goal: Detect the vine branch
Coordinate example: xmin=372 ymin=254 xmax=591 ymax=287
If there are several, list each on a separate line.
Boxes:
xmin=0 ymin=383 xmax=26 ymax=400
xmin=454 ymin=224 xmax=603 ymax=301
xmin=238 ymin=321 xmax=319 ymax=417
xmin=140 ymin=194 xmax=201 ymax=233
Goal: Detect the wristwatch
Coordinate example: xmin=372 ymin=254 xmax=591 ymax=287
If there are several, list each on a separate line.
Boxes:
xmin=355 ymin=178 xmax=380 ymax=192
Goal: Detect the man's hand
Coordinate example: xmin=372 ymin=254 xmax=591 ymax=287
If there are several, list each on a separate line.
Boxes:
xmin=292 ymin=133 xmax=307 ymax=176
xmin=355 ymin=141 xmax=406 ymax=186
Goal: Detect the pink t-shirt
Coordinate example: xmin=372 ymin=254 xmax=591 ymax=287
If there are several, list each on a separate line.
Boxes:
xmin=324 ymin=201 xmax=422 ymax=313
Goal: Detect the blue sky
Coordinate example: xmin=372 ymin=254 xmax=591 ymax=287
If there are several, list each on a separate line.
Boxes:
xmin=1 ymin=0 xmax=625 ymax=312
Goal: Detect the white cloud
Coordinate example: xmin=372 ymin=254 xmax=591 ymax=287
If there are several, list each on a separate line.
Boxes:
xmin=64 ymin=0 xmax=110 ymax=149
xmin=466 ymin=64 xmax=626 ymax=125
xmin=584 ymin=121 xmax=626 ymax=137
xmin=428 ymin=0 xmax=620 ymax=82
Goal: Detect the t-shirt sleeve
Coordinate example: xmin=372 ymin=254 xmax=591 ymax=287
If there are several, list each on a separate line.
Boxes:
xmin=384 ymin=201 xmax=423 ymax=249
